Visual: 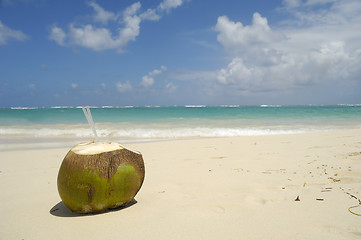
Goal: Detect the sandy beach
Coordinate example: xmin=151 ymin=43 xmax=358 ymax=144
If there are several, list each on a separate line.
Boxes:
xmin=1 ymin=129 xmax=361 ymax=239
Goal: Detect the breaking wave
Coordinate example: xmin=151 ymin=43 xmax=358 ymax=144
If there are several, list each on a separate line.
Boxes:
xmin=0 ymin=126 xmax=306 ymax=140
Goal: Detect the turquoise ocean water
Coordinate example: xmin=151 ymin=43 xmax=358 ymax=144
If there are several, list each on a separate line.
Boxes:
xmin=1 ymin=105 xmax=361 ymax=149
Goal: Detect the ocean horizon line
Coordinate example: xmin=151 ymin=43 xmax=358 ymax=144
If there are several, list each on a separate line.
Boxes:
xmin=3 ymin=103 xmax=361 ymax=109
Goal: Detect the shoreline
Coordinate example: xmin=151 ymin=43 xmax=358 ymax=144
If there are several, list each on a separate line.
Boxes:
xmin=1 ymin=126 xmax=361 ymax=151
xmin=1 ymin=129 xmax=361 ymax=239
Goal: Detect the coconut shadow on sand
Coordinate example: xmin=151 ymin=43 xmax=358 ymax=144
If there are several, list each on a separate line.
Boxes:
xmin=49 ymin=199 xmax=138 ymax=217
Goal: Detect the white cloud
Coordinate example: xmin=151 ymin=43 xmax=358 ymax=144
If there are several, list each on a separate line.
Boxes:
xmin=140 ymin=9 xmax=161 ymax=21
xmin=141 ymin=0 xmax=184 ymax=20
xmin=152 ymin=65 xmax=167 ymax=75
xmin=215 ymin=13 xmax=285 ymax=58
xmin=71 ymin=83 xmax=78 ymax=89
xmin=119 ymin=3 xmax=142 ymax=46
xmin=123 ymin=1 xmax=141 ymax=16
xmin=158 ymin=0 xmax=184 ymax=13
xmin=141 ymin=75 xmax=155 ymax=88
xmin=141 ymin=65 xmax=167 ymax=87
xmin=0 ymin=20 xmax=28 ymax=45
xmin=213 ymin=3 xmax=361 ymax=96
xmin=68 ymin=24 xmax=121 ymax=51
xmin=49 ymin=26 xmax=66 ymax=45
xmin=87 ymin=1 xmax=117 ymax=24
xmin=116 ymin=81 xmax=132 ymax=92
xmin=63 ymin=2 xmax=141 ymax=52
xmin=49 ymin=0 xmax=184 ymax=52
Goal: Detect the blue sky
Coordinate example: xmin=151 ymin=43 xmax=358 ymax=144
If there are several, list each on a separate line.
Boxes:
xmin=1 ymin=0 xmax=361 ymax=107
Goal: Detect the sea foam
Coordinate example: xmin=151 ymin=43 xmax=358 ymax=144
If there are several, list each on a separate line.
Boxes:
xmin=0 ymin=126 xmax=306 ymax=140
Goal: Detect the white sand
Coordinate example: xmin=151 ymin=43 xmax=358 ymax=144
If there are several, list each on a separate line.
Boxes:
xmin=1 ymin=129 xmax=361 ymax=239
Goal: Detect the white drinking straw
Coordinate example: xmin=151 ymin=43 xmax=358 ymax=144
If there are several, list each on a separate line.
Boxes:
xmin=82 ymin=106 xmax=99 ymax=142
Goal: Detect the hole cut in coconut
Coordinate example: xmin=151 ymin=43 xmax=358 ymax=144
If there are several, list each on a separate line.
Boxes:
xmin=71 ymin=141 xmax=125 ymax=155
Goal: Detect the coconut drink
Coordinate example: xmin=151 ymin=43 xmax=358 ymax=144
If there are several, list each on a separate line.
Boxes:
xmin=57 ymin=107 xmax=145 ymax=213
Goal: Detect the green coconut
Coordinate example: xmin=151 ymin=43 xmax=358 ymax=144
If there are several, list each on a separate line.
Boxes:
xmin=57 ymin=141 xmax=145 ymax=213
